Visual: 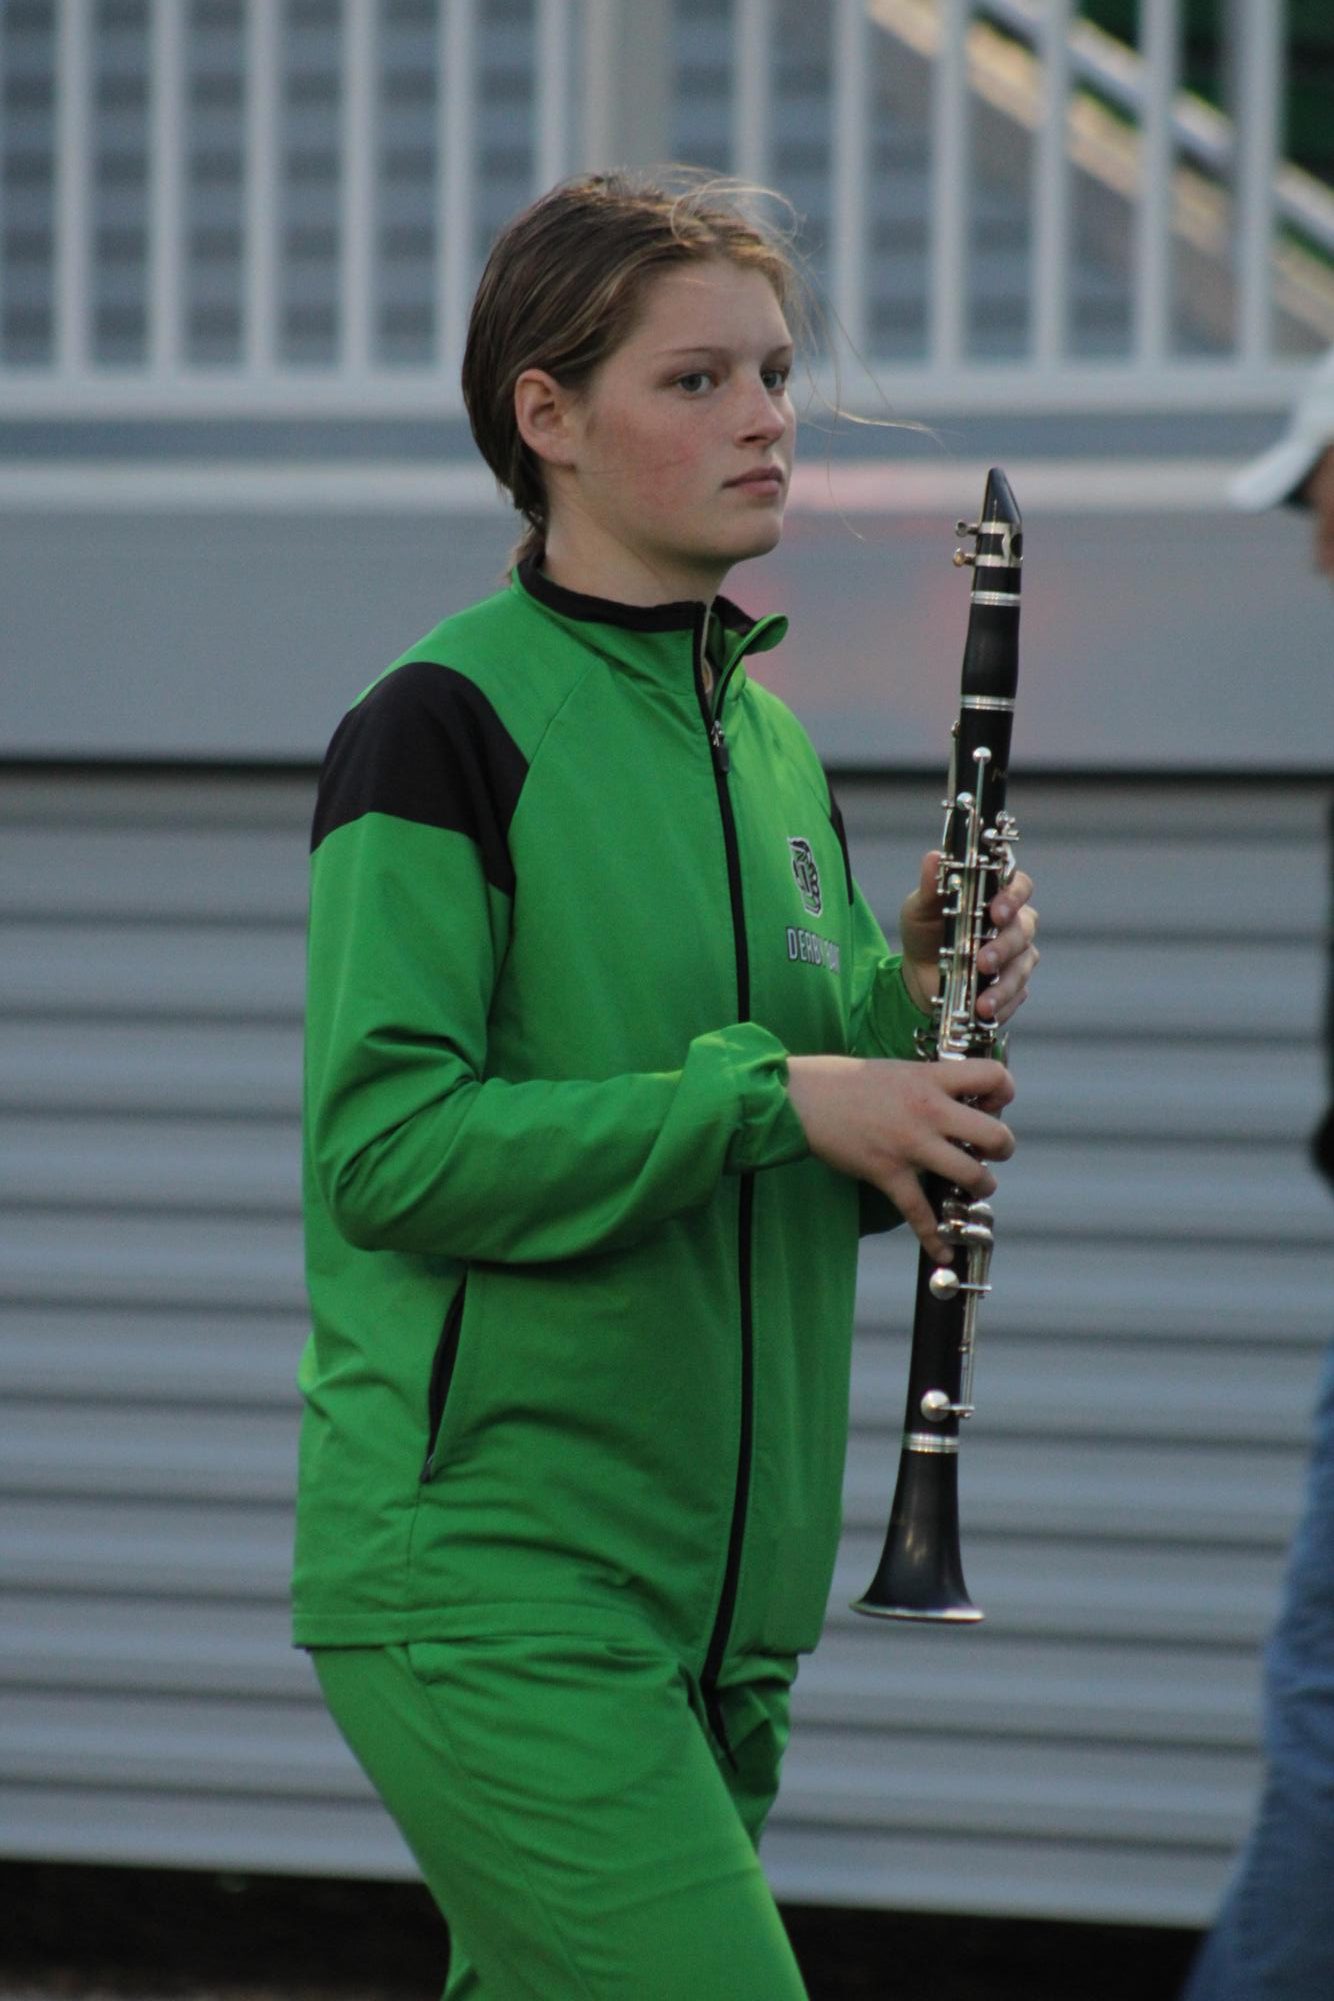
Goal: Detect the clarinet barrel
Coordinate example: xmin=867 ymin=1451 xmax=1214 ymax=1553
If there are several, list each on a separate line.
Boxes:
xmin=853 ymin=467 xmax=1023 ymax=1624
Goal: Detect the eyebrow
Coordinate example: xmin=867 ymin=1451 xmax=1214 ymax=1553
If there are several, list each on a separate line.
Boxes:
xmin=654 ymin=342 xmax=795 ymax=361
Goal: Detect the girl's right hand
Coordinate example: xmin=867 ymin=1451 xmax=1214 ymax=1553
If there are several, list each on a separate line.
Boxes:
xmin=784 ymin=1055 xmax=1015 ymax=1262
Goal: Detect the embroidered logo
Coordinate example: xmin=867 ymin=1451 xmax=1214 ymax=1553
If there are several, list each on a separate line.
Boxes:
xmin=788 ymin=837 xmax=822 ymax=917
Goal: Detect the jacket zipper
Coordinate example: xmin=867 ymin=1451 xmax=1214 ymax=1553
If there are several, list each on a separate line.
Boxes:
xmin=695 ymin=610 xmax=754 ymax=1760
xmin=421 ymin=1279 xmax=467 ymax=1482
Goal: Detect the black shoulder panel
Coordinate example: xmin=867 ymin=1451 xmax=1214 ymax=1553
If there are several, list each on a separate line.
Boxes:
xmin=311 ymin=660 xmax=528 ymax=894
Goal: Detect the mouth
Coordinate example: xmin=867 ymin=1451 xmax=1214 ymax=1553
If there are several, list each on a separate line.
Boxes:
xmin=726 ymin=468 xmax=786 ymax=494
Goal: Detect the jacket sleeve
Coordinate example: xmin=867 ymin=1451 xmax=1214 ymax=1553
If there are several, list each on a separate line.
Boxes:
xmin=304 ymin=670 xmax=810 ymax=1266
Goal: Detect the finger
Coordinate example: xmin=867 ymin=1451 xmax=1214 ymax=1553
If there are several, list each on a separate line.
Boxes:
xmin=989 ymin=870 xmax=1033 ymax=926
xmin=932 ymin=1058 xmax=1014 ymax=1106
xmin=904 ymin=850 xmax=945 ymax=921
xmin=980 ymin=983 xmax=1030 ymax=1027
xmin=978 ymin=905 xmax=1037 ymax=978
xmin=885 ymin=1171 xmax=953 ymax=1263
xmin=946 ymin=1108 xmax=1016 ymax=1162
xmin=921 ymin=1139 xmax=999 ymax=1199
xmin=977 ymin=942 xmax=1039 ymax=1021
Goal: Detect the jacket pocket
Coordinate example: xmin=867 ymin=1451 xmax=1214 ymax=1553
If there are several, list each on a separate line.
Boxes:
xmin=421 ymin=1280 xmax=467 ymax=1482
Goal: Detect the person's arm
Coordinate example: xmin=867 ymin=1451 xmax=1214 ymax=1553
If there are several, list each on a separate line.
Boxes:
xmin=305 ymin=674 xmax=809 ymax=1266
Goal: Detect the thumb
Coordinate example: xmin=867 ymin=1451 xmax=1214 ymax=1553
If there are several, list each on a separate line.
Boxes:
xmin=914 ymin=849 xmax=944 ymax=912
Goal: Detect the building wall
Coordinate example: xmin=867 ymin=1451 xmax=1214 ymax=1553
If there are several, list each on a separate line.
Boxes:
xmin=2 ymin=761 xmax=1329 ymax=1923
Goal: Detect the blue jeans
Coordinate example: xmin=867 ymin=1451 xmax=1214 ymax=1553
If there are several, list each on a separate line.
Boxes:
xmin=1183 ymin=1341 xmax=1334 ymax=2000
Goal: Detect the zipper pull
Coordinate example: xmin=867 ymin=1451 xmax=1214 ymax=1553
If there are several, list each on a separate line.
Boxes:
xmin=710 ymin=718 xmax=730 ymax=774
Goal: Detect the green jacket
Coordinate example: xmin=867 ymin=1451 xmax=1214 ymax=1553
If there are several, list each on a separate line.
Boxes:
xmin=293 ymin=559 xmax=927 ymax=1704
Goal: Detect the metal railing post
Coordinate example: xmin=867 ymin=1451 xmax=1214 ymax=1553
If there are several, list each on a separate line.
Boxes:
xmin=54 ymin=0 xmax=92 ymax=376
xmin=341 ymin=0 xmax=376 ymax=380
xmin=732 ymin=0 xmax=772 ymax=186
xmin=535 ymin=0 xmax=574 ymax=194
xmin=244 ymin=0 xmax=280 ymax=377
xmin=1032 ymin=0 xmax=1072 ymax=365
xmin=579 ymin=0 xmax=673 ymax=173
xmin=1133 ymin=0 xmax=1178 ymax=367
xmin=1233 ymin=0 xmax=1282 ymax=363
xmin=437 ymin=0 xmax=477 ymax=383
xmin=147 ymin=0 xmax=186 ymax=376
xmin=930 ymin=0 xmax=970 ymax=369
xmin=832 ymin=0 xmax=869 ymax=358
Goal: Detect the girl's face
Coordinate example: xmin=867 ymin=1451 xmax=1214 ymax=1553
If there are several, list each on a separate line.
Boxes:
xmin=533 ymin=258 xmax=796 ymax=602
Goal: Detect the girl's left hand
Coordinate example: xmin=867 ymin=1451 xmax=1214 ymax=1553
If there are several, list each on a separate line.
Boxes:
xmin=899 ymin=850 xmax=1039 ymax=1026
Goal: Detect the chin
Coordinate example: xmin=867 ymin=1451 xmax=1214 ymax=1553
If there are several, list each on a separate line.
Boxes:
xmin=707 ymin=513 xmax=786 ymax=567
xmin=732 ymin=518 xmax=786 ymax=564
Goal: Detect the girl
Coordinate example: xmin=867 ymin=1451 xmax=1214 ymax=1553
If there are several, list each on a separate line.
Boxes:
xmin=295 ymin=170 xmax=1037 ymax=2001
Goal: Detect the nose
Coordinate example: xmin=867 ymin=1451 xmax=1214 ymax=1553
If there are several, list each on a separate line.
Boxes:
xmin=736 ymin=371 xmax=787 ymax=444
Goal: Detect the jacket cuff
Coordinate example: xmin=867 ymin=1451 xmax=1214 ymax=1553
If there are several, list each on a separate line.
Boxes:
xmin=721 ymin=1023 xmax=812 ymax=1173
xmin=863 ymin=956 xmax=934 ymax=1060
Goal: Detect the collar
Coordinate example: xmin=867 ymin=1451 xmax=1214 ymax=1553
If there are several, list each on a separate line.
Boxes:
xmin=512 ymin=556 xmax=788 ymax=691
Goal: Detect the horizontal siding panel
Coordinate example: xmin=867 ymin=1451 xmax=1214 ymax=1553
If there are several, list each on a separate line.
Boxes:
xmin=850 ymin=1333 xmax=1329 ymax=1443
xmin=0 ymin=1596 xmax=311 ymax=1698
xmin=0 ymin=1695 xmax=362 ymax=1797
xmin=0 ymin=775 xmax=315 ymax=835
xmin=0 ymin=1306 xmax=306 ymax=1404
xmin=999 ymin=1139 xmax=1334 ymax=1244
xmin=0 ymin=923 xmax=304 ymax=1019
xmin=761 ymin=1825 xmax=1242 ymax=1923
xmin=855 ymin=1233 xmax=1334 ymax=1343
xmin=0 ymin=827 xmax=308 ymax=921
xmin=791 ymin=1630 xmax=1262 ymax=1748
xmin=1020 ymin=941 xmax=1320 ymax=1040
xmin=1016 ymin=1036 xmax=1327 ymax=1142
xmin=0 ymin=1020 xmax=303 ymax=1115
xmin=0 ymin=1498 xmax=294 ymax=1598
xmin=827 ymin=1543 xmax=1292 ymax=1647
xmin=776 ymin=1731 xmax=1255 ymax=1846
xmin=3 ymin=1114 xmax=301 ymax=1213
xmin=1 ymin=1408 xmax=301 ymax=1503
xmin=841 ymin=1439 xmax=1306 ymax=1548
xmin=0 ymin=1785 xmax=412 ymax=1878
xmin=0 ymin=1213 xmax=304 ymax=1307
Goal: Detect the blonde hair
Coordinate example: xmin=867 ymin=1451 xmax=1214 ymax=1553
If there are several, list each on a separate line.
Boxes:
xmin=461 ymin=168 xmax=808 ymax=569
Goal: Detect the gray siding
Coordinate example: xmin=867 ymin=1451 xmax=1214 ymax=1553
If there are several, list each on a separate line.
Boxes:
xmin=1 ymin=765 xmax=1331 ymax=1921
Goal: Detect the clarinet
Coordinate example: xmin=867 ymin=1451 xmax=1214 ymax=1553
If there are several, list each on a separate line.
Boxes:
xmin=853 ymin=467 xmax=1023 ymax=1624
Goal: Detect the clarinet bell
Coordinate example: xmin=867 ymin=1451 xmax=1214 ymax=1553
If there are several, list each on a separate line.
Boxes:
xmin=852 ymin=1441 xmax=984 ymax=1623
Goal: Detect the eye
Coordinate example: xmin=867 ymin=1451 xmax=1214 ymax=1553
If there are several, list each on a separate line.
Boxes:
xmin=675 ymin=370 xmax=713 ymax=394
xmin=762 ymin=365 xmax=792 ymax=392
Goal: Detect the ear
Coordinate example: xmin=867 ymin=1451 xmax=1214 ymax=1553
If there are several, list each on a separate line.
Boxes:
xmin=514 ymin=368 xmax=579 ymax=470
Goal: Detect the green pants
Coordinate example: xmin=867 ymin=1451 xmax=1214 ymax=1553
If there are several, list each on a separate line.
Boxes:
xmin=313 ymin=1635 xmax=809 ymax=2000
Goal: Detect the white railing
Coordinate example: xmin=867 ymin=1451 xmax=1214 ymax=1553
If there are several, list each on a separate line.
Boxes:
xmin=1 ymin=0 xmax=1330 ymax=419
